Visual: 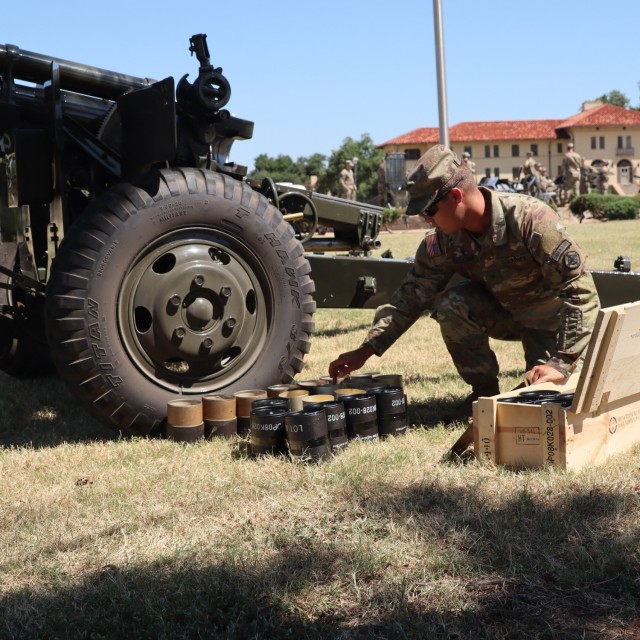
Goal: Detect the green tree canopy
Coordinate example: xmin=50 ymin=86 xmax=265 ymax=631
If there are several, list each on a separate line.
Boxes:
xmin=317 ymin=133 xmax=384 ymax=202
xmin=596 ymin=90 xmax=630 ymax=108
xmin=248 ymin=153 xmax=327 ymax=187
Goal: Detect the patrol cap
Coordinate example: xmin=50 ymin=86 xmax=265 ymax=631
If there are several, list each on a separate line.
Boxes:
xmin=405 ymin=145 xmax=460 ymax=215
xmin=567 ymin=142 xmax=574 ymax=148
xmin=462 ymin=151 xmax=470 ymax=158
xmin=345 ymin=159 xmax=353 ymax=166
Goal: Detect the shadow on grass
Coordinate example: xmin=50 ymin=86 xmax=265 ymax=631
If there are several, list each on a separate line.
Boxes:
xmin=0 ymin=372 xmax=117 ymax=448
xmin=405 ymin=368 xmax=528 ymax=429
xmin=312 ymin=323 xmax=372 ymax=338
xmin=2 ymin=483 xmax=638 ymax=639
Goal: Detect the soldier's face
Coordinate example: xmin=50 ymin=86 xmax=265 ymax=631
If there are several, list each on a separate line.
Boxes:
xmin=429 ymin=190 xmax=465 ymax=234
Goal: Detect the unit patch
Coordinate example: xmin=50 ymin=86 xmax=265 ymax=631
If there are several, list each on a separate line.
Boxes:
xmin=564 ymin=251 xmax=581 ymax=269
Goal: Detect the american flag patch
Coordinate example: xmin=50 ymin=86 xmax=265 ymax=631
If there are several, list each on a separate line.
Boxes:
xmin=426 ymin=233 xmax=441 ymax=257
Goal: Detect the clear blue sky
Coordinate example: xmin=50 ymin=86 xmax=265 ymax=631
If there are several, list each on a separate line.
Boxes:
xmin=3 ymin=1 xmax=639 ymax=170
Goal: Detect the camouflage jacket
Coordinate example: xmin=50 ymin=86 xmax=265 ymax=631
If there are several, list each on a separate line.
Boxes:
xmin=562 ymin=151 xmax=583 ymax=177
xmin=364 ymin=189 xmax=601 ymax=372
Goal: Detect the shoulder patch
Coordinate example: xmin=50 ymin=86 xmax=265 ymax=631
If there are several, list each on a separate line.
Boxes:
xmin=550 ymin=239 xmax=571 ymax=262
xmin=425 ymin=232 xmax=441 ymax=257
xmin=564 ymin=251 xmax=581 ymax=270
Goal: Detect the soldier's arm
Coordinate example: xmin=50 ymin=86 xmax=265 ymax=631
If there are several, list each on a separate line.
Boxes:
xmin=363 ymin=237 xmax=452 ymax=356
xmin=523 ymin=213 xmax=600 ymax=375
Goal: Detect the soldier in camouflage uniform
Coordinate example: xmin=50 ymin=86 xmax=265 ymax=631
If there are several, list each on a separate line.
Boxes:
xmin=339 ymin=159 xmax=357 ymax=200
xmin=521 ymin=151 xmax=537 ymax=195
xmin=329 ymin=145 xmax=600 ymax=416
xmin=562 ymin=143 xmax=583 ymax=201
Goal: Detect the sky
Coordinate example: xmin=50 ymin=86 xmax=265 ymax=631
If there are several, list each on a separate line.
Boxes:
xmin=3 ymin=1 xmax=639 ymax=171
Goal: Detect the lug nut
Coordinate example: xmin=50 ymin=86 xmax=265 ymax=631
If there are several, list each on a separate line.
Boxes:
xmin=169 ymin=295 xmax=181 ymax=307
xmin=224 ymin=317 xmax=236 ymax=330
xmin=220 ymin=286 xmax=232 ymax=299
xmin=202 ymin=338 xmax=213 ymax=349
xmin=193 ymin=274 xmax=205 ymax=287
xmin=174 ymin=326 xmax=186 ymax=339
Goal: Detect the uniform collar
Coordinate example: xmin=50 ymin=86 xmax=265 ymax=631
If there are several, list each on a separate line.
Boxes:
xmin=478 ymin=186 xmax=508 ymax=246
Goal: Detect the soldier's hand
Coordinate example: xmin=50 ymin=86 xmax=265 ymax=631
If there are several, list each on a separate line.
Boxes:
xmin=328 ymin=344 xmax=375 ymax=382
xmin=524 ymin=364 xmax=568 ymax=386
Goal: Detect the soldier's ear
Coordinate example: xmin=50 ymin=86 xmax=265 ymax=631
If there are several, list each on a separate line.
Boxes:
xmin=450 ymin=188 xmax=464 ymax=204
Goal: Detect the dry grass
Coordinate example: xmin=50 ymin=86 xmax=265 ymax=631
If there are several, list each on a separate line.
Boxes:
xmin=1 ymin=215 xmax=640 ymax=639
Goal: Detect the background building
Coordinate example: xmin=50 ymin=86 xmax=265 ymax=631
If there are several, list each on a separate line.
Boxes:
xmin=379 ymin=102 xmax=640 ymax=195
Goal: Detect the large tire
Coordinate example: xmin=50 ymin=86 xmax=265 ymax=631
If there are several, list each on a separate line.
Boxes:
xmin=45 ymin=168 xmax=315 ymax=435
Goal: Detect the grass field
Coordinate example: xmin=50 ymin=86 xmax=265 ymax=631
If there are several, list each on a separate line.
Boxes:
xmin=1 ymin=216 xmax=640 ymax=639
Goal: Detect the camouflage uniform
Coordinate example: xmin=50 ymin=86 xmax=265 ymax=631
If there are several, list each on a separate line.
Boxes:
xmin=364 ymin=189 xmax=600 ymax=393
xmin=521 ymin=154 xmax=537 ymax=194
xmin=461 ymin=153 xmax=476 ymax=182
xmin=339 ymin=164 xmax=357 ymax=200
xmin=562 ymin=148 xmax=583 ymax=200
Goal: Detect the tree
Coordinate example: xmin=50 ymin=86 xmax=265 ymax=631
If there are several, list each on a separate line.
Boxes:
xmin=317 ymin=134 xmax=384 ymax=202
xmin=248 ymin=153 xmax=327 ymax=187
xmin=596 ymin=90 xmax=630 ymax=109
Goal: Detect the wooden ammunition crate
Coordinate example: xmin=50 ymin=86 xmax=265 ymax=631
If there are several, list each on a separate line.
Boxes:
xmin=473 ymin=301 xmax=640 ymax=470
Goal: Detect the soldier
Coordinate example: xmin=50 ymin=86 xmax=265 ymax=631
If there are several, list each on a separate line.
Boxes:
xmin=595 ymin=161 xmax=610 ymax=194
xmin=339 ymin=159 xmax=357 ymax=200
xmin=562 ymin=143 xmax=583 ymax=202
xmin=521 ymin=151 xmax=537 ymax=195
xmin=328 ymin=145 xmax=600 ymax=418
xmin=461 ymin=151 xmax=476 ymax=182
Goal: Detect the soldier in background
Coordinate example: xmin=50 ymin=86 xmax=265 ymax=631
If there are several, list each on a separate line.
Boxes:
xmin=562 ymin=143 xmax=583 ymax=201
xmin=521 ymin=151 xmax=537 ymax=195
xmin=595 ymin=161 xmax=610 ymax=194
xmin=339 ymin=159 xmax=357 ymax=200
xmin=461 ymin=151 xmax=476 ymax=182
xmin=329 ymin=145 xmax=600 ymax=418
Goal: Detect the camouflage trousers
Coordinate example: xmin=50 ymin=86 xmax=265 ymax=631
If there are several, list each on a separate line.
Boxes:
xmin=564 ymin=175 xmax=580 ymax=201
xmin=433 ymin=280 xmax=559 ymax=393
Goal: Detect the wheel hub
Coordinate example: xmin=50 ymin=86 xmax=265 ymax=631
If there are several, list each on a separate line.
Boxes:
xmin=184 ymin=295 xmax=216 ymax=331
xmin=118 ymin=231 xmax=269 ymax=389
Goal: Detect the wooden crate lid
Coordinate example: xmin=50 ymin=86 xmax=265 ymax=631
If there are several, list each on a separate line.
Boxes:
xmin=572 ymin=300 xmax=640 ymax=414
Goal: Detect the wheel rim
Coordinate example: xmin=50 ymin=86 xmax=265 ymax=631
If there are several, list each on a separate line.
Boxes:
xmin=118 ymin=226 xmax=271 ymax=392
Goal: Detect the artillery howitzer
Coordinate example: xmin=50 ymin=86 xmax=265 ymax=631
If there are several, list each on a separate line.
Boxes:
xmin=1 ymin=35 xmax=638 ymax=436
xmin=0 ymin=34 xmax=410 ymax=435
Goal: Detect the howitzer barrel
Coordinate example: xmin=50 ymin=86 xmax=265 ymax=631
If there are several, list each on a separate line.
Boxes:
xmin=0 ymin=44 xmax=156 ymax=100
xmin=10 ymin=84 xmax=114 ymax=126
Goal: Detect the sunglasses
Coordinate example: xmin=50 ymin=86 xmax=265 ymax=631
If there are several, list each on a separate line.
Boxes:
xmin=423 ymin=177 xmax=463 ymax=218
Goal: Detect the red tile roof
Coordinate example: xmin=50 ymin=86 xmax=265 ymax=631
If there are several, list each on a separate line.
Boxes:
xmin=379 ymin=106 xmax=640 ymax=148
xmin=450 ymin=120 xmax=564 ymax=141
xmin=556 ymin=103 xmax=640 ymax=128
xmin=379 ymin=127 xmax=439 ymax=146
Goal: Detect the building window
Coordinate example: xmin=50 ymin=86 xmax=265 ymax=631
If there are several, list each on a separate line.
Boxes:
xmin=512 ymin=144 xmax=519 ymax=157
xmin=531 ymin=144 xmax=538 ymax=156
xmin=484 ymin=145 xmax=490 ymax=158
xmin=512 ymin=167 xmax=520 ymax=180
xmin=464 ymin=146 xmax=472 ymax=156
xmin=404 ymin=148 xmax=420 ymax=160
xmin=493 ymin=145 xmax=499 ymax=158
xmin=485 ymin=168 xmax=491 ymax=178
xmin=557 ymin=143 xmax=563 ymax=153
xmin=599 ymin=136 xmax=605 ymax=149
xmin=591 ymin=136 xmax=596 ymax=149
xmin=618 ymin=136 xmax=623 ymax=149
xmin=626 ymin=135 xmax=632 ymax=148
xmin=494 ymin=167 xmax=500 ymax=177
